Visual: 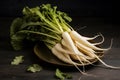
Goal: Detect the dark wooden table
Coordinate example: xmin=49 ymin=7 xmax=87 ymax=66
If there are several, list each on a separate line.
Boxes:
xmin=0 ymin=17 xmax=120 ymax=80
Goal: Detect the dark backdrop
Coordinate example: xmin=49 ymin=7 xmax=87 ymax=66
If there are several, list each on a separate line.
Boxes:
xmin=0 ymin=0 xmax=112 ymax=17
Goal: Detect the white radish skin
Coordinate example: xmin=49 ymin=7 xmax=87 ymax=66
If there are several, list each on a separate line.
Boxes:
xmin=61 ymin=39 xmax=71 ymax=50
xmin=62 ymin=32 xmax=80 ymax=54
xmin=75 ymin=41 xmax=95 ymax=53
xmin=51 ymin=46 xmax=84 ymax=65
xmin=70 ymin=30 xmax=111 ymax=51
xmin=51 ymin=47 xmax=74 ymax=65
xmin=75 ymin=41 xmax=96 ymax=58
xmin=53 ymin=43 xmax=91 ymax=70
xmin=61 ymin=39 xmax=92 ymax=61
xmin=51 ymin=30 xmax=120 ymax=71
xmin=54 ymin=43 xmax=92 ymax=61
xmin=61 ymin=39 xmax=82 ymax=56
xmin=61 ymin=36 xmax=93 ymax=60
xmin=62 ymin=32 xmax=86 ymax=57
xmin=54 ymin=43 xmax=71 ymax=55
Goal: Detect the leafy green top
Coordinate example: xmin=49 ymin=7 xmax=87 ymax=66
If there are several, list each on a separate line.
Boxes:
xmin=10 ymin=4 xmax=73 ymax=50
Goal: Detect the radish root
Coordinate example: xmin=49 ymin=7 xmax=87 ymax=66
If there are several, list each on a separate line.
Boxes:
xmin=51 ymin=30 xmax=120 ymax=75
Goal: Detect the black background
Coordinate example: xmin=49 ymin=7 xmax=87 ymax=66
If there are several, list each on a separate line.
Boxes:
xmin=0 ymin=0 xmax=118 ymax=38
xmin=0 ymin=0 xmax=112 ymax=17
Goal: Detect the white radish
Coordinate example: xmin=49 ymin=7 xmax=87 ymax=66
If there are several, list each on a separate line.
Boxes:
xmin=75 ymin=41 xmax=95 ymax=58
xmin=62 ymin=32 xmax=93 ymax=60
xmin=62 ymin=32 xmax=86 ymax=56
xmin=62 ymin=32 xmax=80 ymax=54
xmin=53 ymin=43 xmax=89 ymax=73
xmin=52 ymin=45 xmax=86 ymax=66
xmin=61 ymin=39 xmax=92 ymax=61
xmin=51 ymin=47 xmax=74 ymax=65
xmin=51 ymin=47 xmax=90 ymax=74
xmin=70 ymin=30 xmax=112 ymax=51
xmin=54 ymin=43 xmax=71 ymax=55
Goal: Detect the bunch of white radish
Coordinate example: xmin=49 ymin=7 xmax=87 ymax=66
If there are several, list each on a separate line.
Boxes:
xmin=10 ymin=4 xmax=120 ymax=75
xmin=52 ymin=31 xmax=113 ymax=67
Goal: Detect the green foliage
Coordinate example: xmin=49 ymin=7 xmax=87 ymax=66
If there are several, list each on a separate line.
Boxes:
xmin=27 ymin=64 xmax=42 ymax=73
xmin=10 ymin=4 xmax=72 ymax=50
xmin=55 ymin=68 xmax=72 ymax=80
xmin=11 ymin=55 xmax=24 ymax=65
